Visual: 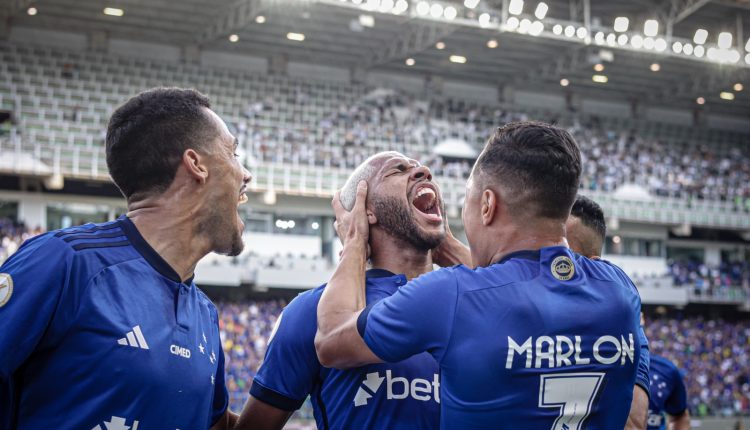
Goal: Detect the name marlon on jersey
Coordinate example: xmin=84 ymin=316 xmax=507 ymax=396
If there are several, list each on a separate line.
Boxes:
xmin=505 ymin=333 xmax=636 ymax=369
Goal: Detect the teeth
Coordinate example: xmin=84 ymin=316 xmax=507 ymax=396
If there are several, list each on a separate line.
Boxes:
xmin=239 ymin=194 xmax=248 ymax=204
xmin=415 ymin=188 xmax=435 ymax=199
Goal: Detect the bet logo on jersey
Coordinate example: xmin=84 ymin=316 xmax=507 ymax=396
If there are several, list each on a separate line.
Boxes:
xmin=353 ymin=370 xmax=440 ymax=407
xmin=551 ymin=256 xmax=574 ymax=281
xmin=0 ymin=273 xmax=13 ymax=307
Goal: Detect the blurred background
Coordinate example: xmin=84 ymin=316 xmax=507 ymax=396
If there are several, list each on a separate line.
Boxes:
xmin=1 ymin=0 xmax=749 ymax=428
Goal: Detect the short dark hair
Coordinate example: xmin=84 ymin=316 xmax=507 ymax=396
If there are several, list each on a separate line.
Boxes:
xmin=571 ymin=195 xmax=606 ymax=242
xmin=105 ymin=87 xmax=216 ymax=200
xmin=474 ymin=121 xmax=581 ymax=220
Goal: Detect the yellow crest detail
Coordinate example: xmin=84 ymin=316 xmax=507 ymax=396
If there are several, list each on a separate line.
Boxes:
xmin=0 ymin=273 xmax=13 ymax=307
xmin=551 ymin=256 xmax=575 ymax=281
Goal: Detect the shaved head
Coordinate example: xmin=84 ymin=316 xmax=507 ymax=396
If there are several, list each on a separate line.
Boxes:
xmin=339 ymin=151 xmax=401 ymax=210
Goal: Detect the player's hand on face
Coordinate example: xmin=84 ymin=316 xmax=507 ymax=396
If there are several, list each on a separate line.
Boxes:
xmin=332 ymin=181 xmax=371 ymax=253
xmin=431 ymin=212 xmax=472 ymax=267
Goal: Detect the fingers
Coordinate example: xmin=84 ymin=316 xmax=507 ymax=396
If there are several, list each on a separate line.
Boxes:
xmin=332 ymin=190 xmax=344 ymax=212
xmin=352 ymin=181 xmax=368 ymax=213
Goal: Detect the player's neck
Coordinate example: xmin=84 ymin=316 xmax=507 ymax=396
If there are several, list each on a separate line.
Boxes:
xmin=486 ymin=220 xmax=568 ymax=266
xmin=369 ymin=234 xmax=433 ymax=281
xmin=126 ymin=198 xmax=211 ymax=283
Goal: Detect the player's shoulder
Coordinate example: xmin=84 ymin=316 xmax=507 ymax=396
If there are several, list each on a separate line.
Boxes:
xmin=409 ymin=265 xmax=463 ymax=289
xmin=42 ymin=220 xmax=137 ymax=276
xmin=651 ymin=354 xmax=680 ymax=373
xmin=281 ymin=284 xmax=326 ymax=318
xmin=583 ymin=256 xmax=630 ymax=281
xmin=45 ymin=219 xmax=127 ymax=252
xmin=3 ymin=218 xmax=125 ymax=266
xmin=579 ymin=256 xmax=640 ymax=294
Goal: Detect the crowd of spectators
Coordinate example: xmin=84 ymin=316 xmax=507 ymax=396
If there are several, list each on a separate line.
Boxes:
xmin=646 ymin=316 xmax=750 ymax=417
xmin=669 ymin=260 xmax=750 ymax=300
xmin=0 ymin=218 xmax=42 ymax=265
xmin=216 ymin=300 xmax=289 ymax=413
xmin=231 ymin=88 xmax=750 ymax=207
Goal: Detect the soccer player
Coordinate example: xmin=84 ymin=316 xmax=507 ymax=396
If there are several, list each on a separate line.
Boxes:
xmin=234 ymin=151 xmax=445 ymax=430
xmin=316 ymin=121 xmax=646 ymax=429
xmin=0 ymin=88 xmax=251 ymax=429
xmin=566 ymin=194 xmax=651 ymax=430
xmin=645 ymin=354 xmax=690 ymax=430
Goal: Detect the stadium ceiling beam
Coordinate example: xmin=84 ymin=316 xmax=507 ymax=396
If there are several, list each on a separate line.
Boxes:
xmin=361 ymin=20 xmax=457 ymax=68
xmin=650 ymin=67 xmax=748 ymax=102
xmin=660 ymin=0 xmax=713 ymax=38
xmin=197 ymin=0 xmax=268 ymax=45
xmin=7 ymin=0 xmax=35 ymax=18
xmin=512 ymin=45 xmax=590 ymax=87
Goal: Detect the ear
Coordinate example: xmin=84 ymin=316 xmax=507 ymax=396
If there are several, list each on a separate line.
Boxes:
xmin=481 ymin=189 xmax=498 ymax=226
xmin=366 ymin=208 xmax=377 ymax=225
xmin=182 ymin=149 xmax=209 ymax=184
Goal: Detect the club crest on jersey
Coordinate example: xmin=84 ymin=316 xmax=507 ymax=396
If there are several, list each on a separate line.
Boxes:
xmin=0 ymin=273 xmax=13 ymax=307
xmin=551 ymin=256 xmax=574 ymax=281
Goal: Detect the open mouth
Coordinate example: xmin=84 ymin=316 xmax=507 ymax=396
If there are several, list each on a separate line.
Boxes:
xmin=238 ymin=188 xmax=248 ymax=205
xmin=411 ymin=184 xmax=442 ymax=223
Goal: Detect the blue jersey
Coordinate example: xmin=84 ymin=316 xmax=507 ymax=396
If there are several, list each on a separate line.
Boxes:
xmin=647 ymin=355 xmax=688 ymax=430
xmin=251 ymin=269 xmax=440 ymax=430
xmin=0 ymin=216 xmax=227 ymax=430
xmin=358 ymin=246 xmax=648 ymax=429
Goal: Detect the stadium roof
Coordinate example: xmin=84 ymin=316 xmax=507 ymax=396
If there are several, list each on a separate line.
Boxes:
xmin=3 ymin=0 xmax=750 ymax=116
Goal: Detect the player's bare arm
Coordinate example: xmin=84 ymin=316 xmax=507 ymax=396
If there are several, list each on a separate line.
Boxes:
xmin=230 ymin=397 xmax=294 ymax=430
xmin=210 ymin=410 xmax=239 ymax=430
xmin=624 ymin=385 xmax=649 ymax=430
xmin=315 ymin=182 xmax=383 ymax=368
xmin=670 ymin=409 xmax=691 ymax=430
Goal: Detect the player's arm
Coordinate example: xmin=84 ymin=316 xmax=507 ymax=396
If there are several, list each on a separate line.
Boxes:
xmin=210 ymin=411 xmax=238 ymax=430
xmin=0 ymin=234 xmax=72 ymax=380
xmin=664 ymin=365 xmax=690 ymax=430
xmin=233 ymin=397 xmax=294 ymax=430
xmin=624 ymin=385 xmax=649 ymax=430
xmin=315 ymin=181 xmax=382 ymax=368
xmin=668 ymin=410 xmax=690 ymax=430
xmin=626 ymin=324 xmax=651 ymax=430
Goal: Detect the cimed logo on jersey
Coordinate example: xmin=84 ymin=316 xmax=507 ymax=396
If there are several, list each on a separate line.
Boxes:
xmin=0 ymin=273 xmax=13 ymax=307
xmin=353 ymin=370 xmax=440 ymax=407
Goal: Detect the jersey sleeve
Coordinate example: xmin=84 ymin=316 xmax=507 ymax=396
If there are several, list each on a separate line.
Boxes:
xmin=210 ymin=343 xmax=230 ymax=425
xmin=606 ymin=261 xmax=650 ymax=393
xmin=358 ymin=267 xmax=459 ymax=363
xmin=210 ymin=307 xmax=229 ymax=426
xmin=635 ymin=326 xmax=650 ymax=395
xmin=0 ymin=233 xmax=73 ymax=380
xmin=249 ymin=292 xmax=320 ymax=411
xmin=663 ymin=366 xmax=688 ymax=416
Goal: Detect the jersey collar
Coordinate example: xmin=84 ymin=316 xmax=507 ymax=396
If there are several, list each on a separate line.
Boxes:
xmin=366 ymin=268 xmax=399 ymax=279
xmin=118 ymin=215 xmax=194 ymax=284
xmin=494 ymin=249 xmax=541 ymax=265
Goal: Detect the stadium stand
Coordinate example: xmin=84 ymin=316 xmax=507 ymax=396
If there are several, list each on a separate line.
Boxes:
xmin=2 ymin=33 xmax=750 ymax=426
xmin=2 ymin=41 xmax=750 ymax=208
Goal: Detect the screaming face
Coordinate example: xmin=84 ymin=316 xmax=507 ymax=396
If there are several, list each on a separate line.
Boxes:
xmin=369 ymin=154 xmax=445 ymax=251
xmin=200 ymin=108 xmax=252 ymax=257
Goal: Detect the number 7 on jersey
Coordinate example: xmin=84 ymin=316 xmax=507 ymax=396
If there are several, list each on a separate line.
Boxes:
xmin=538 ymin=372 xmax=605 ymax=430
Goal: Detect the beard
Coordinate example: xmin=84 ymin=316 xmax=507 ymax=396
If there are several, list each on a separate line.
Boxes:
xmin=200 ymin=200 xmax=245 ymax=257
xmin=371 ymin=195 xmax=445 ymax=251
